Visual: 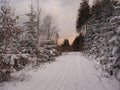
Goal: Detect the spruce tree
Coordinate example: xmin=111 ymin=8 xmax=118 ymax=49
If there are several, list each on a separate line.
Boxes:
xmin=24 ymin=2 xmax=37 ymax=55
xmin=76 ymin=0 xmax=90 ymax=34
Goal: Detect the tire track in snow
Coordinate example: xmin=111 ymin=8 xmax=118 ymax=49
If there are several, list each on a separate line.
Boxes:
xmin=71 ymin=55 xmax=79 ymax=90
xmin=57 ymin=57 xmax=71 ymax=90
xmin=31 ymin=59 xmax=67 ymax=90
xmin=76 ymin=53 xmax=89 ymax=90
xmin=35 ymin=55 xmax=71 ymax=90
xmin=46 ymin=61 xmax=70 ymax=90
xmin=78 ymin=54 xmax=106 ymax=90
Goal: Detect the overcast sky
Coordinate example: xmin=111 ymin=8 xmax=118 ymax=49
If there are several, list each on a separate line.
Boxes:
xmin=12 ymin=0 xmax=93 ymax=44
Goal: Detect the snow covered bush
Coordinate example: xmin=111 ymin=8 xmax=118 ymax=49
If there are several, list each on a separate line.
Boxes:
xmin=0 ymin=54 xmax=33 ymax=82
xmin=38 ymin=40 xmax=59 ymax=63
xmin=0 ymin=1 xmax=20 ymax=54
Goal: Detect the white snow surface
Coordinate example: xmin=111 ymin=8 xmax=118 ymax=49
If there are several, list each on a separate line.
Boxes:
xmin=0 ymin=52 xmax=119 ymax=90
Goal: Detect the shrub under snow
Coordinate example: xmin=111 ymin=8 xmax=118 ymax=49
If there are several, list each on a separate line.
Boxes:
xmin=0 ymin=54 xmax=32 ymax=82
xmin=38 ymin=40 xmax=60 ymax=63
xmin=0 ymin=40 xmax=60 ymax=82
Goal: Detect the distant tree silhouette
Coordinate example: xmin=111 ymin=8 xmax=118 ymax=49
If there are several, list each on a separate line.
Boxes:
xmin=61 ymin=39 xmax=70 ymax=47
xmin=72 ymin=36 xmax=80 ymax=51
xmin=72 ymin=34 xmax=85 ymax=51
xmin=61 ymin=39 xmax=71 ymax=52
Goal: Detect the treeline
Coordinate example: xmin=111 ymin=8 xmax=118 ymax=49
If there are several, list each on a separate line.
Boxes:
xmin=76 ymin=0 xmax=120 ymax=81
xmin=0 ymin=0 xmax=59 ymax=82
xmin=58 ymin=34 xmax=84 ymax=52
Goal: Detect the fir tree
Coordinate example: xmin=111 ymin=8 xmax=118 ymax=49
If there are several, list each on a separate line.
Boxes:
xmin=76 ymin=0 xmax=90 ymax=34
xmin=24 ymin=1 xmax=37 ymax=55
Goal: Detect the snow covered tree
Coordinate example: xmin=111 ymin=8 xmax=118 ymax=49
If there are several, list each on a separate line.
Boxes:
xmin=0 ymin=0 xmax=20 ymax=54
xmin=85 ymin=0 xmax=120 ymax=80
xmin=39 ymin=40 xmax=59 ymax=63
xmin=23 ymin=1 xmax=37 ymax=55
xmin=0 ymin=0 xmax=60 ymax=82
xmin=85 ymin=0 xmax=115 ymax=57
xmin=0 ymin=0 xmax=22 ymax=82
xmin=91 ymin=0 xmax=114 ymax=20
xmin=37 ymin=13 xmax=59 ymax=63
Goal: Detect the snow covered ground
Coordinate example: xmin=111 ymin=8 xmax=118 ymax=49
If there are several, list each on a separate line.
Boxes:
xmin=0 ymin=52 xmax=119 ymax=90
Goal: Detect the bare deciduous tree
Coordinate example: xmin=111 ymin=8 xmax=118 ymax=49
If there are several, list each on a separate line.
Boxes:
xmin=42 ymin=14 xmax=58 ymax=41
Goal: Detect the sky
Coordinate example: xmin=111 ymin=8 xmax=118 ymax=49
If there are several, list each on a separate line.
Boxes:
xmin=11 ymin=0 xmax=93 ymax=44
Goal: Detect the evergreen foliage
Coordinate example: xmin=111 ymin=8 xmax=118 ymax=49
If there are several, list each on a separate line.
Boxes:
xmin=76 ymin=0 xmax=90 ymax=33
xmin=85 ymin=0 xmax=120 ymax=80
xmin=24 ymin=2 xmax=38 ymax=55
xmin=72 ymin=36 xmax=80 ymax=51
xmin=0 ymin=1 xmax=20 ymax=54
xmin=61 ymin=39 xmax=70 ymax=47
xmin=72 ymin=34 xmax=85 ymax=51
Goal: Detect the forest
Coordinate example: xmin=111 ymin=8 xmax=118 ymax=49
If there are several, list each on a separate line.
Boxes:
xmin=76 ymin=0 xmax=120 ymax=81
xmin=0 ymin=0 xmax=60 ymax=82
xmin=0 ymin=0 xmax=120 ymax=88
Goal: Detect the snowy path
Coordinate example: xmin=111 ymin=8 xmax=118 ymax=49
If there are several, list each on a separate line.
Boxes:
xmin=0 ymin=52 xmax=119 ymax=90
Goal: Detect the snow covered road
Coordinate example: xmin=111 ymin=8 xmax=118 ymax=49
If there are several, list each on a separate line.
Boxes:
xmin=0 ymin=52 xmax=119 ymax=90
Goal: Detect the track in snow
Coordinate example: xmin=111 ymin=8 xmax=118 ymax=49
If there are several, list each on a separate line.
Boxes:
xmin=0 ymin=52 xmax=119 ymax=90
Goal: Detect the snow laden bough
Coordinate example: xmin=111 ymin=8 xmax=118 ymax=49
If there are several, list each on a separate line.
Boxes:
xmin=109 ymin=15 xmax=120 ymax=81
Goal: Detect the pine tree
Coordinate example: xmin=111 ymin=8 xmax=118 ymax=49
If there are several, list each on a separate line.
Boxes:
xmin=91 ymin=0 xmax=114 ymax=21
xmin=76 ymin=0 xmax=90 ymax=34
xmin=110 ymin=1 xmax=120 ymax=81
xmin=0 ymin=0 xmax=21 ymax=82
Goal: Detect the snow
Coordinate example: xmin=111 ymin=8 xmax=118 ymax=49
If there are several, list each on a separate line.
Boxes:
xmin=116 ymin=70 xmax=120 ymax=81
xmin=0 ymin=52 xmax=119 ymax=90
xmin=117 ymin=26 xmax=120 ymax=34
xmin=115 ymin=6 xmax=120 ymax=10
xmin=110 ymin=16 xmax=120 ymax=24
